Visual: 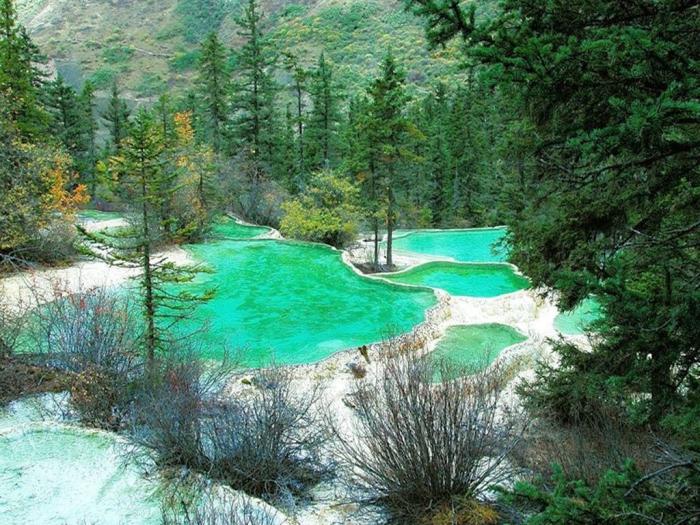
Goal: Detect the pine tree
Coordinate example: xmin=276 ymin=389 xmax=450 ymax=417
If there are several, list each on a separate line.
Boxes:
xmin=0 ymin=0 xmax=47 ymax=138
xmin=283 ymin=52 xmax=307 ymax=187
xmin=307 ymin=52 xmax=340 ymax=171
xmin=367 ymin=52 xmax=410 ymax=268
xmin=232 ymin=0 xmax=278 ymax=217
xmin=197 ymin=32 xmax=230 ymax=153
xmin=103 ymin=81 xmax=130 ymax=153
xmin=78 ymin=80 xmax=98 ymax=196
xmin=343 ymin=94 xmax=382 ymax=269
xmin=79 ymin=110 xmax=213 ymax=366
xmin=274 ymin=104 xmax=298 ymax=192
xmin=46 ymin=75 xmax=84 ymax=156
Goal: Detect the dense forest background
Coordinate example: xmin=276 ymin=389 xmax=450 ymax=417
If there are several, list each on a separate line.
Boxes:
xmin=2 ymin=0 xmax=699 ymax=523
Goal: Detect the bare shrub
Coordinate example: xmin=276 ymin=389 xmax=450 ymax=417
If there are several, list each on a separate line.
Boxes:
xmin=28 ymin=283 xmax=142 ymax=376
xmin=0 ymin=290 xmax=25 ymax=358
xmin=513 ymin=404 xmax=656 ymax=486
xmin=24 ymin=284 xmax=143 ymax=428
xmin=204 ymin=366 xmax=330 ymax=499
xmin=129 ymin=349 xmax=234 ymax=470
xmin=334 ymin=352 xmax=526 ymax=520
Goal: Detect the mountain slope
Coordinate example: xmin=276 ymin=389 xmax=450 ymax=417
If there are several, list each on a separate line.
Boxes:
xmin=17 ymin=0 xmax=474 ymax=100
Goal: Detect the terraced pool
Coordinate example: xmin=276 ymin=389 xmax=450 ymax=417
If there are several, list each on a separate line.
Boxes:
xmin=426 ymin=323 xmax=527 ymax=380
xmin=77 ymin=209 xmax=125 ymax=222
xmin=209 ymin=217 xmax=271 ymax=239
xmin=391 ymin=227 xmax=508 ymax=262
xmin=554 ymin=297 xmax=602 ymax=335
xmin=381 ymin=261 xmax=529 ymax=297
xmin=177 ymin=240 xmax=437 ymax=366
xmin=0 ymin=403 xmax=160 ymax=525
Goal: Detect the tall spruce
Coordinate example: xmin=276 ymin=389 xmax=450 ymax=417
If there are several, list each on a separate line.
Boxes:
xmin=233 ymin=0 xmax=276 ymax=164
xmin=232 ymin=0 xmax=278 ymax=218
xmin=0 ymin=0 xmax=46 ymax=137
xmin=103 ymin=81 xmax=130 ymax=153
xmin=283 ymin=52 xmax=307 ymax=188
xmin=197 ymin=32 xmax=230 ymax=153
xmin=368 ymin=52 xmax=410 ymax=268
xmin=78 ymin=80 xmax=98 ymax=195
xmin=307 ymin=52 xmax=340 ymax=171
xmin=79 ymin=110 xmax=213 ymax=366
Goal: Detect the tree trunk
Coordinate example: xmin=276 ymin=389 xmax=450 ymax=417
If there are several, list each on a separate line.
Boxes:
xmin=386 ymin=186 xmax=394 ymax=268
xmin=141 ymin=173 xmax=156 ymax=368
xmin=373 ymin=217 xmax=379 ymax=270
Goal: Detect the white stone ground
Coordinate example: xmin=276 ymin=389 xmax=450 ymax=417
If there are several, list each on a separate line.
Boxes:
xmin=1 ymin=217 xmax=581 ymax=525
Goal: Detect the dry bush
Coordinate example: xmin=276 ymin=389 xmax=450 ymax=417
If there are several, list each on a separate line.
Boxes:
xmin=204 ymin=366 xmax=331 ymax=499
xmin=24 ymin=284 xmax=143 ymax=428
xmin=130 ymin=362 xmax=330 ymax=500
xmin=28 ymin=284 xmax=142 ymax=377
xmin=334 ymin=351 xmax=526 ymax=521
xmin=0 ymin=290 xmax=26 ymax=358
xmin=129 ymin=349 xmax=233 ymax=470
xmin=513 ymin=404 xmax=656 ymax=486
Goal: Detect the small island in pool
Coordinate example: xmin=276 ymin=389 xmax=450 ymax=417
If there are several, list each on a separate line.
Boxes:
xmin=426 ymin=323 xmax=527 ymax=380
xmin=381 ymin=261 xmax=529 ymax=297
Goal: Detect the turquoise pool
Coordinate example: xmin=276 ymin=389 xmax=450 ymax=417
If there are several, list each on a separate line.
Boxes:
xmin=554 ymin=297 xmax=602 ymax=335
xmin=381 ymin=261 xmax=529 ymax=297
xmin=175 ymin=240 xmax=437 ymax=366
xmin=427 ymin=323 xmax=527 ymax=380
xmin=391 ymin=227 xmax=508 ymax=263
xmin=0 ymin=404 xmax=160 ymax=525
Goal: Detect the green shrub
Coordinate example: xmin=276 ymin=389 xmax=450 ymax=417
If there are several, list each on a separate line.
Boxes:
xmin=169 ymin=50 xmax=201 ymax=72
xmin=102 ymin=45 xmax=134 ymax=64
xmin=504 ymin=458 xmax=700 ymax=525
xmin=279 ymin=170 xmax=360 ymax=248
xmin=88 ymin=67 xmax=117 ymax=88
xmin=136 ymin=73 xmax=167 ymax=97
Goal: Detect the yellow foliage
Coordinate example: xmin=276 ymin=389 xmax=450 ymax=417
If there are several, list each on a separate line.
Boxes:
xmin=41 ymin=151 xmax=90 ymax=218
xmin=424 ymin=499 xmax=499 ymax=525
xmin=174 ymin=111 xmax=195 ymax=146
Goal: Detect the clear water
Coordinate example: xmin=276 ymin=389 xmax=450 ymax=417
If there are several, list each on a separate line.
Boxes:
xmin=554 ymin=297 xmax=602 ymax=335
xmin=391 ymin=227 xmax=508 ymax=262
xmin=426 ymin=323 xmax=527 ymax=380
xmin=381 ymin=262 xmax=529 ymax=297
xmin=176 ymin=240 xmax=437 ymax=366
xmin=77 ymin=209 xmax=125 ymax=222
xmin=209 ymin=217 xmax=270 ymax=239
xmin=0 ymin=407 xmax=160 ymax=525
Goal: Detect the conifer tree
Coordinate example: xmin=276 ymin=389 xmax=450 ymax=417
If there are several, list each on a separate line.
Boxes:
xmin=79 ymin=110 xmax=213 ymax=366
xmin=0 ymin=0 xmax=46 ymax=138
xmin=367 ymin=52 xmax=410 ymax=268
xmin=46 ymin=75 xmax=84 ymax=156
xmin=343 ymin=95 xmax=382 ymax=269
xmin=103 ymin=81 xmax=130 ymax=153
xmin=283 ymin=52 xmax=307 ymax=186
xmin=307 ymin=52 xmax=340 ymax=171
xmin=197 ymin=32 xmax=230 ymax=153
xmin=78 ymin=80 xmax=98 ymax=195
xmin=232 ymin=0 xmax=278 ymax=217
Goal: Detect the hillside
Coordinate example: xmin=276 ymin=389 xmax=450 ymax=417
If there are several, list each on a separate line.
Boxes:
xmin=17 ymin=0 xmax=477 ymax=101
